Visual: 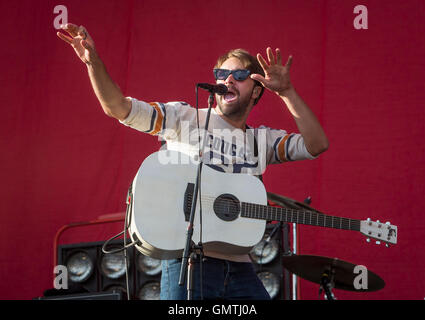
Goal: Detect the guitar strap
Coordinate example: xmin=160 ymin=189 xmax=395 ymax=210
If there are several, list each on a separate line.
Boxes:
xmin=247 ymin=125 xmax=263 ymax=182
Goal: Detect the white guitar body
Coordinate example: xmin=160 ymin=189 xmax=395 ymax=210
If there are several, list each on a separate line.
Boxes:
xmin=129 ymin=150 xmax=267 ymax=260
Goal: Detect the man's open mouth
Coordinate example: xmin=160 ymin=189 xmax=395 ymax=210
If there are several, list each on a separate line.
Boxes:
xmin=223 ymin=89 xmax=237 ymax=102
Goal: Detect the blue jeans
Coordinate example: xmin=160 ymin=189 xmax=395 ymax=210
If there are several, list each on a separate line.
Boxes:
xmin=160 ymin=256 xmax=271 ymax=300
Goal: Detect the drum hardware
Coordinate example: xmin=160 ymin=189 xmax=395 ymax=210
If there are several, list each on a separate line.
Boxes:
xmin=281 ymin=254 xmax=385 ymax=300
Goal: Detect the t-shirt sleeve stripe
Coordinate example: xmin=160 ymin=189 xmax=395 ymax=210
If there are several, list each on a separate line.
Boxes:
xmin=273 ymin=136 xmax=282 ymax=162
xmin=142 ymin=104 xmax=156 ymax=134
xmin=285 ymin=134 xmax=295 ymax=161
xmin=148 ymin=102 xmax=165 ymax=135
xmin=158 ymin=102 xmax=167 ymax=131
xmin=275 ymin=134 xmax=291 ymax=162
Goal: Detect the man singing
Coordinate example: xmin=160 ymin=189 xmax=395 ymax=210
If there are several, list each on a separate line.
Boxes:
xmin=57 ymin=23 xmax=328 ymax=300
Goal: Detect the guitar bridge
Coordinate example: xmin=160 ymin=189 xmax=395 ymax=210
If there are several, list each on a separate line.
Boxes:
xmin=183 ymin=183 xmax=195 ymax=222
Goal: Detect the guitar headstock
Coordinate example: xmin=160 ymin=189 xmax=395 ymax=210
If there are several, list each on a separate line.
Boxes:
xmin=360 ymin=218 xmax=397 ymax=246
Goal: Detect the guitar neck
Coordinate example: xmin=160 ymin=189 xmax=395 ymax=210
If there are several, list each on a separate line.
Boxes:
xmin=241 ymin=202 xmax=361 ymax=231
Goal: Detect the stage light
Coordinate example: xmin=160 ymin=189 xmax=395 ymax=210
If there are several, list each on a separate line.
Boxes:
xmin=249 ymin=222 xmax=288 ymax=300
xmin=55 ymin=240 xmax=161 ymax=299
xmin=137 ymin=254 xmax=162 ymax=276
xmin=53 ymin=227 xmax=288 ymax=300
xmin=66 ymin=251 xmax=94 ymax=283
xmin=134 ymin=251 xmax=162 ymax=300
xmin=137 ymin=281 xmax=161 ymax=300
xmin=250 ymin=238 xmax=279 ymax=265
xmin=100 ymin=248 xmax=128 ymax=279
xmin=258 ymin=271 xmax=280 ymax=299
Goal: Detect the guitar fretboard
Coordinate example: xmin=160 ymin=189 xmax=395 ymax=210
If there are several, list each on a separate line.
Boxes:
xmin=241 ymin=202 xmax=360 ymax=231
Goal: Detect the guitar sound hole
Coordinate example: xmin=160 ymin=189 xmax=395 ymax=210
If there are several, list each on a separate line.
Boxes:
xmin=213 ymin=194 xmax=240 ymax=222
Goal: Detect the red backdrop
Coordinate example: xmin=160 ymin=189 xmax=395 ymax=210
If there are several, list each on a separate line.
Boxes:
xmin=1 ymin=0 xmax=424 ymax=300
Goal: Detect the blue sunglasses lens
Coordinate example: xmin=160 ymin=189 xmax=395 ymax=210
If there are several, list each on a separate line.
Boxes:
xmin=213 ymin=69 xmax=251 ymax=81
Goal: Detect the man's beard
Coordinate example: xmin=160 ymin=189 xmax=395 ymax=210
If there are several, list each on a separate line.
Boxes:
xmin=216 ymin=92 xmax=251 ymax=120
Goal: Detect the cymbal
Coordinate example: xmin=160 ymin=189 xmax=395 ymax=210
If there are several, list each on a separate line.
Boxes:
xmin=282 ymin=254 xmax=385 ymax=292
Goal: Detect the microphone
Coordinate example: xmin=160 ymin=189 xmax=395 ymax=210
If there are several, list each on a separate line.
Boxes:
xmin=197 ymin=83 xmax=228 ymax=95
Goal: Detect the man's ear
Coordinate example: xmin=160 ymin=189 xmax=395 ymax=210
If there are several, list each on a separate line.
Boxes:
xmin=251 ymin=85 xmax=263 ymax=105
xmin=253 ymin=85 xmax=262 ymax=100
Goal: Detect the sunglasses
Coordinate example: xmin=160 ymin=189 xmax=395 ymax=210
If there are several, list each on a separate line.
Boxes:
xmin=213 ymin=69 xmax=251 ymax=81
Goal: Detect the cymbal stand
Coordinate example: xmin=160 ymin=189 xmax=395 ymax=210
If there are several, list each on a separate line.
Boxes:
xmin=319 ymin=260 xmax=337 ymax=300
xmin=292 ymin=196 xmax=312 ymax=300
xmin=292 ymin=222 xmax=298 ymax=300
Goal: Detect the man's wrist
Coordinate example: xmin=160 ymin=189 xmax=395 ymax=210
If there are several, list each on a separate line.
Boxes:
xmin=86 ymin=54 xmax=102 ymax=70
xmin=276 ymin=85 xmax=295 ymax=99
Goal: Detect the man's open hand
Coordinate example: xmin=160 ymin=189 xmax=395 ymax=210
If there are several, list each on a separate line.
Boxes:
xmin=57 ymin=23 xmax=97 ymax=65
xmin=251 ymin=47 xmax=293 ymax=96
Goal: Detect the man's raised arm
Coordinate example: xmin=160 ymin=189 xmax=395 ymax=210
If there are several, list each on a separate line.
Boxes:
xmin=57 ymin=23 xmax=131 ymax=121
xmin=251 ymin=47 xmax=329 ymax=157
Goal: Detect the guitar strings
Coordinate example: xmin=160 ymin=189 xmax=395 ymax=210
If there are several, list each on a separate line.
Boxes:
xmin=187 ymin=194 xmax=314 ymax=214
xmin=187 ymin=194 xmax=318 ymax=217
xmin=187 ymin=195 xmax=358 ymax=229
xmin=188 ymin=195 xmax=316 ymax=216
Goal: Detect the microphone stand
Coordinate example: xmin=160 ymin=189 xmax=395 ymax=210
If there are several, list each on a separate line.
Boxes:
xmin=178 ymin=89 xmax=215 ymax=300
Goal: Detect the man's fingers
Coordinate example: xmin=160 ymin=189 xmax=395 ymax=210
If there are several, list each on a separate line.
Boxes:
xmin=63 ymin=22 xmax=79 ymax=30
xmin=77 ymin=25 xmax=88 ymax=39
xmin=266 ymin=47 xmax=275 ymax=65
xmin=276 ymin=48 xmax=282 ymax=65
xmin=250 ymin=74 xmax=267 ymax=86
xmin=56 ymin=31 xmax=73 ymax=45
xmin=61 ymin=23 xmax=89 ymax=40
xmin=81 ymin=39 xmax=93 ymax=51
xmin=286 ymin=55 xmax=293 ymax=69
xmin=79 ymin=30 xmax=87 ymax=40
xmin=61 ymin=23 xmax=79 ymax=37
xmin=256 ymin=53 xmax=269 ymax=71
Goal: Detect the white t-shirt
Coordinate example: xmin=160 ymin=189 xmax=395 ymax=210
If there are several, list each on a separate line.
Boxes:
xmin=120 ymin=97 xmax=316 ymax=262
xmin=120 ymin=98 xmax=316 ymax=175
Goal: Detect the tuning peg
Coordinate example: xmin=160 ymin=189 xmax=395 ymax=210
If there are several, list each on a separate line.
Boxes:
xmin=385 ymin=243 xmax=390 ymax=248
xmin=376 ymin=241 xmax=381 ymax=245
xmin=376 ymin=220 xmax=380 ymax=223
xmin=366 ymin=238 xmax=370 ymax=243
